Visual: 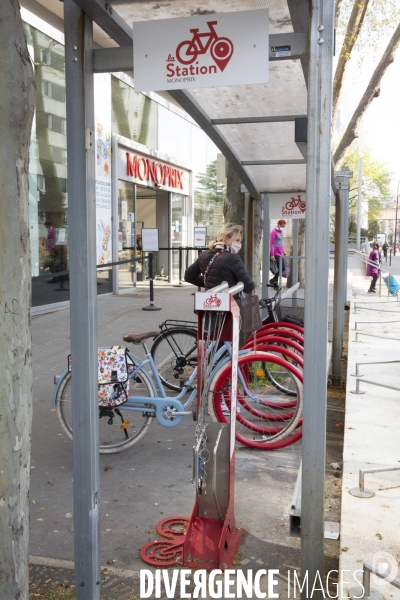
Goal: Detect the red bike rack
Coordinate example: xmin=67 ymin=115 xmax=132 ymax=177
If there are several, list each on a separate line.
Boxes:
xmin=140 ymin=283 xmax=243 ymax=569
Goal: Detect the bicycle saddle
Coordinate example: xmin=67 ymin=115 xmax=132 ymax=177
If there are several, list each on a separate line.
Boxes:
xmin=123 ymin=331 xmax=160 ymax=344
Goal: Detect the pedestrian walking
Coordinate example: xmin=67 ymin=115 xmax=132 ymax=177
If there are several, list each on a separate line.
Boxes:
xmin=382 ymin=242 xmax=388 ymax=259
xmin=366 ymin=242 xmax=380 ymax=293
xmin=269 ymin=219 xmax=286 ymax=286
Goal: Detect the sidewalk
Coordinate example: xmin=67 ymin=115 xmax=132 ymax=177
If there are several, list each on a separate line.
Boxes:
xmin=29 ymin=281 xmax=344 ymax=598
xmin=339 ymin=272 xmax=400 ymax=599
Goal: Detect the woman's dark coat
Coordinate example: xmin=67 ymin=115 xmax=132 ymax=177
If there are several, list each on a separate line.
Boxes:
xmin=185 ymin=248 xmax=255 ymax=294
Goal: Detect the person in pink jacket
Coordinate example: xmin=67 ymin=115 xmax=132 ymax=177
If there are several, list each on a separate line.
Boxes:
xmin=366 ymin=242 xmax=380 ymax=293
xmin=269 ymin=219 xmax=286 ymax=286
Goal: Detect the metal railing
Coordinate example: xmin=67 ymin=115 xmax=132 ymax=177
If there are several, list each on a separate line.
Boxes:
xmin=350 ymin=377 xmax=400 ymax=395
xmin=354 ymin=320 xmax=400 ymax=331
xmin=349 ymin=561 xmax=400 ymax=600
xmin=349 ymin=466 xmax=400 ymax=498
xmin=353 ymin=331 xmax=400 ymax=342
xmin=353 ymin=298 xmax=400 ymax=314
xmin=351 ymin=359 xmax=400 ymax=377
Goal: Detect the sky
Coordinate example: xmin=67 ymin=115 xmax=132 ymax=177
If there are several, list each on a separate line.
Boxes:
xmin=337 ymin=33 xmax=400 ymax=200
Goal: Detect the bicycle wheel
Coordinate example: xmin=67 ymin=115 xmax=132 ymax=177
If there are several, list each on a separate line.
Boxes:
xmin=151 ymin=328 xmax=197 ymax=391
xmin=55 ymin=366 xmax=155 ymax=454
xmin=241 ymin=343 xmax=303 ymax=400
xmin=258 ymin=321 xmax=304 ymax=336
xmin=208 ymin=352 xmax=303 ymax=449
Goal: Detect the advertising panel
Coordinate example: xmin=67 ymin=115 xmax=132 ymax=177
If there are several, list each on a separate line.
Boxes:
xmin=193 ymin=227 xmax=207 ymax=247
xmin=269 ymin=193 xmax=307 ymax=220
xmin=94 ymin=74 xmax=112 ymax=267
xmin=133 ymin=9 xmax=269 ymax=92
xmin=142 ymin=228 xmax=159 ymax=252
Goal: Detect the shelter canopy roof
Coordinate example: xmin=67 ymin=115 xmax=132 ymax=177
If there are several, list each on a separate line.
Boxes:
xmin=31 ymin=0 xmax=309 ymax=195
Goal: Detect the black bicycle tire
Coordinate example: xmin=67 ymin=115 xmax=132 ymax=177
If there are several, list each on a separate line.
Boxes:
xmin=151 ymin=328 xmax=198 ymax=392
xmin=55 ymin=369 xmax=155 ymax=453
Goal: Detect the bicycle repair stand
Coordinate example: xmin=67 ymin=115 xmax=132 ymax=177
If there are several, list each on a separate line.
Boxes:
xmin=140 ymin=282 xmax=243 ymax=570
xmin=184 ymin=282 xmax=243 ymax=569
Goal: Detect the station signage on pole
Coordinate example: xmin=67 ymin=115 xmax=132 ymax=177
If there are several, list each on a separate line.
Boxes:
xmin=133 ymin=9 xmax=269 ymax=92
xmin=269 ymin=193 xmax=307 ymax=220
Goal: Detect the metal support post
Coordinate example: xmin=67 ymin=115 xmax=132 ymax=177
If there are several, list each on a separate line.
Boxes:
xmin=64 ymin=1 xmax=100 ymax=597
xmin=261 ymin=194 xmax=270 ymax=318
xmin=244 ymin=192 xmax=250 ymax=273
xmin=356 ymin=121 xmax=363 ymax=251
xmin=292 ymin=219 xmax=299 ymax=298
xmin=301 ymin=1 xmax=335 ymax=595
xmin=332 ymin=168 xmax=352 ymax=385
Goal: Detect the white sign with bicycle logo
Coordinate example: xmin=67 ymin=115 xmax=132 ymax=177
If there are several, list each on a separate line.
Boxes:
xmin=195 ymin=292 xmax=230 ymax=312
xmin=269 ymin=193 xmax=307 ymax=220
xmin=133 ymin=9 xmax=269 ymax=92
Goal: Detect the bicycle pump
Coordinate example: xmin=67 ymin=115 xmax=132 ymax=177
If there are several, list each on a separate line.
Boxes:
xmin=183 ymin=281 xmax=243 ymax=569
xmin=139 ymin=281 xmax=243 ymax=569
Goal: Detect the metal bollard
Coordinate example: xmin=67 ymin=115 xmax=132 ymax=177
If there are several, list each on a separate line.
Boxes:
xmin=143 ymin=253 xmax=161 ymax=311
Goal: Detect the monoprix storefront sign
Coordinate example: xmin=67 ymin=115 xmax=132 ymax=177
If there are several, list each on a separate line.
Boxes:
xmin=133 ymin=9 xmax=269 ymax=92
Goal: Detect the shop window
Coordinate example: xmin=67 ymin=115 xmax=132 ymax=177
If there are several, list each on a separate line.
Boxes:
xmin=111 ymin=76 xmax=158 ymax=149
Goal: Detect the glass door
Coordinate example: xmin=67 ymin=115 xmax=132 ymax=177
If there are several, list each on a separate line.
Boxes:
xmin=118 ymin=180 xmax=135 ymax=289
xmin=171 ymin=193 xmax=188 ymax=282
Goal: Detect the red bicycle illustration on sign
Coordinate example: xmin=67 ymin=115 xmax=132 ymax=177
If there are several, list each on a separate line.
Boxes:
xmin=285 ymin=195 xmax=307 ymax=213
xmin=204 ymin=294 xmax=222 ymax=308
xmin=176 ymin=21 xmax=234 ymax=71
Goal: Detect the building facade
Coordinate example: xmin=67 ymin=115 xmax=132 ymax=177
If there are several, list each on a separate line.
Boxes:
xmin=23 ymin=9 xmax=226 ymax=311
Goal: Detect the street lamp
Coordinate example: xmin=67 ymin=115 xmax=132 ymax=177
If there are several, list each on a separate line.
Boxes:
xmin=395 ymin=181 xmax=400 ymax=256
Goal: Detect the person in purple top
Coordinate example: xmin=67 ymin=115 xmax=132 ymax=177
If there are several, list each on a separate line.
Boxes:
xmin=269 ymin=219 xmax=286 ymax=286
xmin=366 ymin=242 xmax=380 ymax=293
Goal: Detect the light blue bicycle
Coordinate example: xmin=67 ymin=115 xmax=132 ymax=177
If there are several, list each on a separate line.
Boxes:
xmin=53 ymin=314 xmax=238 ymax=454
xmin=53 ymin=289 xmax=302 ymax=454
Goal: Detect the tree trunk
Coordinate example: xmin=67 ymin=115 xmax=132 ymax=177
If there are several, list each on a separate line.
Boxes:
xmin=332 ymin=0 xmax=371 ymax=128
xmin=224 ymin=162 xmax=244 ymax=226
xmin=335 ymin=0 xmax=344 ymax=27
xmin=334 ymin=21 xmax=400 ymax=168
xmin=224 ymin=164 xmax=262 ymax=294
xmin=0 ymin=1 xmax=35 ymax=598
xmin=224 ymin=162 xmax=245 ymax=261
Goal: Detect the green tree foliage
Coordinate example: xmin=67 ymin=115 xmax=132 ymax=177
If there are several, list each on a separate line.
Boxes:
xmin=337 ymin=0 xmax=400 ymax=62
xmin=332 ymin=142 xmax=392 ymax=237
xmin=193 ymin=160 xmax=226 ymax=241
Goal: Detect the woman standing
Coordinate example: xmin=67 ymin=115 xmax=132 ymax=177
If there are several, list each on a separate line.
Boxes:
xmin=269 ymin=219 xmax=286 ymax=286
xmin=185 ymin=222 xmax=254 ymax=296
xmin=366 ymin=242 xmax=380 ymax=293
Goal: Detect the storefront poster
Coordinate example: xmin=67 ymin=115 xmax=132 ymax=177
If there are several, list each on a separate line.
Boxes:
xmin=118 ymin=231 xmax=123 ymax=251
xmin=133 ymin=9 xmax=269 ymax=91
xmin=142 ymin=228 xmax=159 ymax=252
xmin=94 ymin=74 xmax=112 ymax=267
xmin=194 ymin=227 xmax=207 ymax=247
xmin=269 ymin=193 xmax=307 ymax=220
xmin=121 ymin=200 xmax=128 ymax=221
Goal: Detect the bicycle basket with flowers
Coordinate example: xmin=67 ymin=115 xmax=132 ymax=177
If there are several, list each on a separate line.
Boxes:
xmin=98 ymin=346 xmax=129 ymax=407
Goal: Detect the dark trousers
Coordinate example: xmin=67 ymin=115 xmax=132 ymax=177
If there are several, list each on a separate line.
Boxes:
xmin=270 ymin=255 xmax=284 ymax=284
xmin=369 ymin=275 xmax=378 ymax=291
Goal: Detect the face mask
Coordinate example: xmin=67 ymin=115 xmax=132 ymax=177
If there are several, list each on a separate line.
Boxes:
xmin=231 ymin=241 xmax=242 ymax=254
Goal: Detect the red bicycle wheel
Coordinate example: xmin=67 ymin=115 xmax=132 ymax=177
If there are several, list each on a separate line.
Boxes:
xmin=242 ymin=335 xmax=304 ymax=355
xmin=209 ymin=352 xmax=303 ymax=448
xmin=258 ymin=321 xmax=304 ymax=335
